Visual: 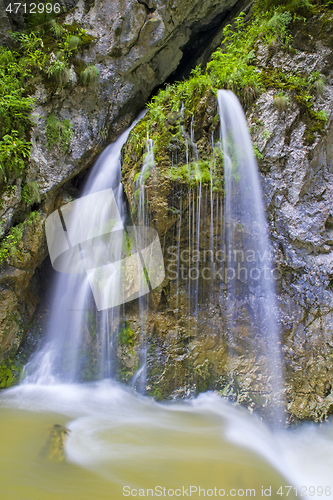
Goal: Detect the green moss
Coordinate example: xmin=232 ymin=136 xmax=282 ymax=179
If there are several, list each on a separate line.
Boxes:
xmin=80 ymin=33 xmax=97 ymax=46
xmin=79 ymin=65 xmax=100 ymax=86
xmin=11 ymin=19 xmax=97 ymax=91
xmin=118 ymin=321 xmax=135 ymax=346
xmin=169 ymin=160 xmax=212 ymax=186
xmin=253 ymin=144 xmax=263 ymax=160
xmin=254 ymin=0 xmax=331 ymax=17
xmin=151 ymin=387 xmax=163 ymax=401
xmin=0 ymin=356 xmax=23 ymax=389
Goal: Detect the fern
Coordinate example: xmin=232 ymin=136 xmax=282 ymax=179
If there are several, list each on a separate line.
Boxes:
xmin=0 ymin=132 xmax=32 ymax=180
xmin=22 ymin=181 xmax=41 ymax=207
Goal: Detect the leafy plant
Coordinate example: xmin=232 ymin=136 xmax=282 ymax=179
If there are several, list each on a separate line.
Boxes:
xmin=314 ymin=78 xmax=326 ymax=96
xmin=80 ymin=64 xmax=100 ymax=86
xmin=312 ymin=109 xmax=329 ymax=121
xmin=0 ymin=357 xmax=22 ymax=389
xmin=118 ymin=322 xmax=135 ymax=346
xmin=253 ymin=145 xmax=263 ymax=159
xmin=22 ymin=181 xmax=41 ymax=207
xmin=0 ymin=48 xmax=34 ymax=138
xmin=49 ymin=19 xmax=64 ymax=39
xmin=0 ymin=211 xmax=40 ymax=263
xmin=273 ymin=93 xmax=289 ymax=112
xmin=11 ymin=32 xmax=47 ymax=70
xmin=0 ymin=48 xmax=34 ymax=186
xmin=46 ymin=114 xmax=73 ymax=154
xmin=68 ymin=35 xmax=81 ymax=50
xmin=0 ymin=132 xmax=32 ymax=180
xmin=46 ymin=59 xmax=70 ymax=86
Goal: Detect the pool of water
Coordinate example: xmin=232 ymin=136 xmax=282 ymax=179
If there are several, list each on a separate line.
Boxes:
xmin=0 ymin=381 xmax=332 ymax=499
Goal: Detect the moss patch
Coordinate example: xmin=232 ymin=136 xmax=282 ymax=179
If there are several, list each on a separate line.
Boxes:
xmin=118 ymin=321 xmax=135 ymax=346
xmin=0 ymin=355 xmax=23 ymax=389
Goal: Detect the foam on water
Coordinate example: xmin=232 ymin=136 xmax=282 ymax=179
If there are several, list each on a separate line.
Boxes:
xmin=1 ymin=382 xmax=332 ymax=495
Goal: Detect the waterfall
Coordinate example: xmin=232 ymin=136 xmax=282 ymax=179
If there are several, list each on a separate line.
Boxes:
xmin=22 ymin=91 xmax=283 ymax=425
xmin=217 ymin=89 xmax=283 ymax=422
xmin=130 ymin=133 xmax=156 ymax=391
xmin=23 ymin=116 xmax=145 ymax=384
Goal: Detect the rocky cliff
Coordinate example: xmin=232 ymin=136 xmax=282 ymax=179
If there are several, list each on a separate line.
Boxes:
xmin=119 ymin=5 xmax=333 ymax=423
xmin=0 ymin=0 xmax=241 ymax=365
xmin=1 ymin=0 xmax=333 ymax=424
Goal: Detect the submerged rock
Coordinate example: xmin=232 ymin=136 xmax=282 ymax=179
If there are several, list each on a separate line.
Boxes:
xmin=41 ymin=424 xmax=70 ymax=463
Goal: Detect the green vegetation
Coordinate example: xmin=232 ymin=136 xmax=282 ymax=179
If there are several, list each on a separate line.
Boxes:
xmin=118 ymin=321 xmax=135 ymax=346
xmin=11 ymin=17 xmax=98 ymax=89
xmin=143 ymin=9 xmax=294 ymax=125
xmin=46 ymin=114 xmax=73 ymax=154
xmin=80 ymin=65 xmax=100 ymax=86
xmin=169 ymin=161 xmax=212 ymax=187
xmin=22 ymin=181 xmax=41 ymax=207
xmin=0 ymin=48 xmax=34 ymax=185
xmin=124 ymin=0 xmax=331 ymax=180
xmin=253 ymin=144 xmax=263 ymax=159
xmin=0 ymin=356 xmax=23 ymax=389
xmin=0 ymin=15 xmax=97 ymax=200
xmin=46 ymin=58 xmax=70 ymax=86
xmin=0 ymin=211 xmax=40 ymax=263
xmin=0 ymin=133 xmax=32 ymax=181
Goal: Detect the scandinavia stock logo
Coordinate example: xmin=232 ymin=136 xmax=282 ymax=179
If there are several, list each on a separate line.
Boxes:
xmin=45 ymin=188 xmax=165 ymax=310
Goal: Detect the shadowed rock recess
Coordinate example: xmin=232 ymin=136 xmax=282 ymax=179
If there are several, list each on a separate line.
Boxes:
xmin=1 ymin=0 xmax=333 ymax=424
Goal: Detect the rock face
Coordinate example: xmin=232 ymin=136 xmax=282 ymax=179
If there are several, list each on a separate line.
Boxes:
xmin=0 ymin=0 xmax=12 ymax=46
xmin=27 ymin=0 xmax=241 ymax=196
xmin=120 ymin=14 xmax=333 ymax=422
xmin=249 ymin=41 xmax=333 ymax=421
xmin=0 ymin=0 xmax=241 ymax=359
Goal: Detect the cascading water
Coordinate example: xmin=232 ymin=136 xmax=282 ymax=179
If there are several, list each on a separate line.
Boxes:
xmin=24 ymin=117 xmax=145 ymax=384
xmin=217 ymin=89 xmax=283 ymax=422
xmin=24 ymin=90 xmax=282 ymax=421
xmin=130 ymin=133 xmax=156 ymax=391
xmin=162 ymin=90 xmax=282 ymax=415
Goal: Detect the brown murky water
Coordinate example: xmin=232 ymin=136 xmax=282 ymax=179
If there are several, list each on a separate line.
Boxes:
xmin=0 ymin=382 xmax=328 ymax=500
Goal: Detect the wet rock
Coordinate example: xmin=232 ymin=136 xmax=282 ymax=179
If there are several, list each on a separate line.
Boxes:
xmin=41 ymin=424 xmax=70 ymax=463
